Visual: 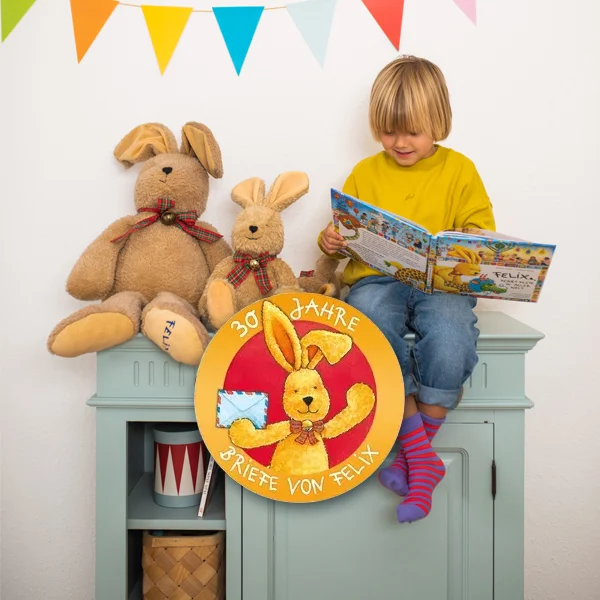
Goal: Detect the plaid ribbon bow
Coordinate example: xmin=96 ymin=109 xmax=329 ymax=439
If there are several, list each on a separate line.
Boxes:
xmin=290 ymin=419 xmax=325 ymax=445
xmin=110 ymin=198 xmax=223 ymax=244
xmin=226 ymin=251 xmax=277 ymax=295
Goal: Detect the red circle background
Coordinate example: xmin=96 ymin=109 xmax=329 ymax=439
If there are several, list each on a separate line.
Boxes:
xmin=222 ymin=320 xmax=377 ymax=468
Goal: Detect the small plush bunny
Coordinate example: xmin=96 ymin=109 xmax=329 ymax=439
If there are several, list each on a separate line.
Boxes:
xmin=228 ymin=299 xmax=376 ymax=476
xmin=199 ymin=171 xmax=308 ymax=330
xmin=47 ymin=121 xmax=232 ymax=365
xmin=297 ymin=255 xmax=342 ymax=298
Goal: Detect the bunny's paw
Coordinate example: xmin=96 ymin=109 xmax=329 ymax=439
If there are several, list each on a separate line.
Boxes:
xmin=229 ymin=419 xmax=257 ymax=448
xmin=206 ymin=280 xmax=236 ymax=329
xmin=142 ymin=292 xmax=209 ymax=365
xmin=347 ymin=382 xmax=376 ymax=415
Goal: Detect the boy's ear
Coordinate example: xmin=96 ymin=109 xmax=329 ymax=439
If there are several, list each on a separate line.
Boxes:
xmin=114 ymin=123 xmax=178 ymax=167
xmin=180 ymin=121 xmax=224 ymax=179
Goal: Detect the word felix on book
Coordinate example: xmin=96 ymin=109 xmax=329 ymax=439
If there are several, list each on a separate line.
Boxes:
xmin=194 ymin=292 xmax=404 ymax=503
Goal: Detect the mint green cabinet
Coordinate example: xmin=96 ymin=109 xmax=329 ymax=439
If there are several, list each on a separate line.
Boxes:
xmin=87 ymin=310 xmax=542 ymax=600
xmin=243 ymin=423 xmax=494 ymax=600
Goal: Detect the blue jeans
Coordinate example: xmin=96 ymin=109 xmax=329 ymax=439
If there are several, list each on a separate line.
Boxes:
xmin=345 ymin=276 xmax=480 ymax=410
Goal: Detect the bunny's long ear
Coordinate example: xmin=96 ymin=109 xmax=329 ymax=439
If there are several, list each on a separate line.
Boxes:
xmin=114 ymin=123 xmax=178 ymax=168
xmin=231 ymin=177 xmax=265 ymax=209
xmin=265 ymin=171 xmax=309 ymax=212
xmin=449 ymin=245 xmax=481 ymax=264
xmin=262 ymin=301 xmax=302 ymax=373
xmin=180 ymin=121 xmax=224 ymax=179
xmin=300 ymin=330 xmax=352 ymax=369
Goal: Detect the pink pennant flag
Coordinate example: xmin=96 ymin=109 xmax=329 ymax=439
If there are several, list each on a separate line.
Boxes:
xmin=452 ymin=0 xmax=476 ymax=24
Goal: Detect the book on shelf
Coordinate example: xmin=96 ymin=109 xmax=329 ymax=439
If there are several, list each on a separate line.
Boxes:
xmin=330 ymin=188 xmax=556 ymax=303
xmin=198 ymin=454 xmax=222 ymax=518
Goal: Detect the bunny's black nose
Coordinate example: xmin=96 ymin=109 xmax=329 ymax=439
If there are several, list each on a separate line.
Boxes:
xmin=302 ymin=396 xmax=313 ymax=406
xmin=249 ymin=225 xmax=258 ymax=233
xmin=162 ymin=167 xmax=173 ymax=175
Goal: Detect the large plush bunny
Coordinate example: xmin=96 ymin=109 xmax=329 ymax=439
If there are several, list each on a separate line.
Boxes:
xmin=199 ymin=171 xmax=309 ymax=330
xmin=228 ymin=299 xmax=376 ymax=476
xmin=47 ymin=121 xmax=232 ymax=365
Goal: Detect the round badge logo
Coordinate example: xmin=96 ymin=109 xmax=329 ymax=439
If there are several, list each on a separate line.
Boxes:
xmin=194 ymin=292 xmax=404 ymax=503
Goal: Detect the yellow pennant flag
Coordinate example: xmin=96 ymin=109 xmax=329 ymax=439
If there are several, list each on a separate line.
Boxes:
xmin=142 ymin=5 xmax=193 ymax=74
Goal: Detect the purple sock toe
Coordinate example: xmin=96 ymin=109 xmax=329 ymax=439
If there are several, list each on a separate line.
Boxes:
xmin=396 ymin=502 xmax=426 ymax=524
xmin=378 ymin=467 xmax=409 ymax=496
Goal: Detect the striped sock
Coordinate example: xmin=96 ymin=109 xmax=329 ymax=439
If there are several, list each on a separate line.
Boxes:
xmin=378 ymin=412 xmax=445 ymax=497
xmin=396 ymin=419 xmax=446 ymax=524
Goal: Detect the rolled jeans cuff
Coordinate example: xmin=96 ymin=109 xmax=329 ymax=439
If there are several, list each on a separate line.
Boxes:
xmin=404 ymin=373 xmax=419 ymax=398
xmin=417 ymin=383 xmax=463 ymax=410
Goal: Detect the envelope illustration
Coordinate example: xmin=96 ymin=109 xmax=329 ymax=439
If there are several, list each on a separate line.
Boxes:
xmin=216 ymin=390 xmax=269 ymax=430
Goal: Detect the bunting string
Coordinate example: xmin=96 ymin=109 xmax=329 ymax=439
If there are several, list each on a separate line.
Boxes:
xmin=0 ymin=0 xmax=477 ymax=75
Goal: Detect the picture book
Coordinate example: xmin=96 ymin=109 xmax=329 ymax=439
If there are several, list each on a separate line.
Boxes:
xmin=198 ymin=454 xmax=222 ymax=518
xmin=330 ymin=189 xmax=556 ymax=303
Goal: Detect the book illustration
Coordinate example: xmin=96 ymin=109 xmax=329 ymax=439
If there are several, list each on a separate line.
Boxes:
xmin=434 ymin=233 xmax=555 ymax=302
xmin=331 ymin=189 xmax=556 ymax=303
xmin=227 ymin=299 xmax=376 ymax=477
xmin=332 ymin=190 xmax=431 ymax=290
xmin=216 ymin=390 xmax=268 ymax=430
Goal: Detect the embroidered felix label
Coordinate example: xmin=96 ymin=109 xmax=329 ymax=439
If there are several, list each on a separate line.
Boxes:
xmin=162 ymin=320 xmax=176 ymax=351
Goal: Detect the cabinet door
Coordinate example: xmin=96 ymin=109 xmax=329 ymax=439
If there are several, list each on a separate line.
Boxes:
xmin=242 ymin=423 xmax=493 ymax=600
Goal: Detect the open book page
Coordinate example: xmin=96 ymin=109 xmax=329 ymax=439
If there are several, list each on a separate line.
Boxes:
xmin=331 ymin=189 xmax=432 ymax=291
xmin=439 ymin=227 xmax=529 ymax=243
xmin=432 ymin=232 xmax=556 ymax=302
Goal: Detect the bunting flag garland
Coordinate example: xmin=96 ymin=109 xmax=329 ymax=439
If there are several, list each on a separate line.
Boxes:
xmin=360 ymin=0 xmax=404 ymax=51
xmin=1 ymin=0 xmax=478 ymax=75
xmin=452 ymin=0 xmax=476 ymax=24
xmin=70 ymin=0 xmax=118 ymax=63
xmin=142 ymin=5 xmax=193 ymax=74
xmin=287 ymin=0 xmax=337 ymax=67
xmin=213 ymin=6 xmax=264 ymax=75
xmin=1 ymin=0 xmax=37 ymax=41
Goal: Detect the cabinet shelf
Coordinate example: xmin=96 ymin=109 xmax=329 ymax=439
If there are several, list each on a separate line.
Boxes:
xmin=127 ymin=473 xmax=226 ymax=530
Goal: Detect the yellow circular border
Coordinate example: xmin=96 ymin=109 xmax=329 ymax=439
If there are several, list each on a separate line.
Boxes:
xmin=194 ymin=292 xmax=404 ymax=503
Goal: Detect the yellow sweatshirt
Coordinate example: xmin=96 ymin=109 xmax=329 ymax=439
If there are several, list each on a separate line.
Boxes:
xmin=319 ymin=145 xmax=496 ymax=287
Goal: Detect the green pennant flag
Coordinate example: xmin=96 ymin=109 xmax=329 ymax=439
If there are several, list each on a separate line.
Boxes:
xmin=2 ymin=0 xmax=38 ymax=41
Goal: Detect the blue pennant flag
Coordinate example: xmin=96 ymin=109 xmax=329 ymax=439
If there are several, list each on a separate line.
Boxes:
xmin=287 ymin=0 xmax=337 ymax=67
xmin=213 ymin=6 xmax=264 ymax=75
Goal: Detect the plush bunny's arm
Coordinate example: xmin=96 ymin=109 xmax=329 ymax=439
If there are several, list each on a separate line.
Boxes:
xmin=195 ymin=220 xmax=233 ymax=272
xmin=66 ymin=214 xmax=144 ymax=301
xmin=270 ymin=260 xmax=301 ymax=293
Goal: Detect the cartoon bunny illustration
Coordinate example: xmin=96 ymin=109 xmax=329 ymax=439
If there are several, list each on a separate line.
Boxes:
xmin=228 ymin=299 xmax=376 ymax=476
xmin=200 ymin=171 xmax=336 ymax=330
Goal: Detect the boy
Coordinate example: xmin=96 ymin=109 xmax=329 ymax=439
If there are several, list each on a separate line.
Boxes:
xmin=318 ymin=55 xmax=496 ymax=523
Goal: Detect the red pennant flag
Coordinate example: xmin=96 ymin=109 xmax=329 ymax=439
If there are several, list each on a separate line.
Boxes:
xmin=361 ymin=0 xmax=405 ymax=50
xmin=70 ymin=0 xmax=118 ymax=63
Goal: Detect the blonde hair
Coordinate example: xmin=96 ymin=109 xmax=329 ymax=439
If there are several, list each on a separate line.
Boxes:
xmin=369 ymin=55 xmax=452 ymax=141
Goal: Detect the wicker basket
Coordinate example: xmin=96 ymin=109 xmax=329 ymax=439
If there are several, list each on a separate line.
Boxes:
xmin=142 ymin=531 xmax=225 ymax=600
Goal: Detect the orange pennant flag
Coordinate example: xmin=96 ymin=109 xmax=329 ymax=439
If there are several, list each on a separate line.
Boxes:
xmin=361 ymin=0 xmax=405 ymax=50
xmin=70 ymin=0 xmax=118 ymax=63
xmin=142 ymin=6 xmax=193 ymax=74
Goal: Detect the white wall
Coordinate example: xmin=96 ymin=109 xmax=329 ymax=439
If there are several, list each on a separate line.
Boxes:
xmin=1 ymin=0 xmax=599 ymax=598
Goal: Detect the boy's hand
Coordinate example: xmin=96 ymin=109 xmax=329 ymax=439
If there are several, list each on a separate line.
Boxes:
xmin=320 ymin=223 xmax=347 ymax=255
